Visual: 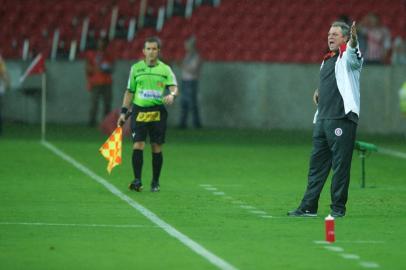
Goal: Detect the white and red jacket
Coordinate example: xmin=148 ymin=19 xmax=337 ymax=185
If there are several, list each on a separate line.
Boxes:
xmin=314 ymin=42 xmax=363 ymax=123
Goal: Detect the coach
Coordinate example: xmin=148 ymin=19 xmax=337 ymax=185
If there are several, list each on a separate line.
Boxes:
xmin=288 ymin=21 xmax=363 ymax=217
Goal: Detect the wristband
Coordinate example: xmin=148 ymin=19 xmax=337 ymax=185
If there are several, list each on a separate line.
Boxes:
xmin=121 ymin=107 xmax=128 ymax=114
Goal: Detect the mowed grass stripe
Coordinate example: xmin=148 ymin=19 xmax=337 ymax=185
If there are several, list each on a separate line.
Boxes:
xmin=41 ymin=140 xmax=239 ymax=270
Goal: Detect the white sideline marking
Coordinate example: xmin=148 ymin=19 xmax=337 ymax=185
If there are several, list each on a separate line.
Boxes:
xmin=210 ymin=184 xmax=242 ymax=187
xmin=199 ymin=185 xmax=274 ymax=219
xmin=250 ymin=210 xmax=267 ymax=215
xmin=0 ymin=222 xmax=155 ymax=228
xmin=239 ymin=205 xmax=256 ymax=210
xmin=313 ymin=240 xmax=329 ymax=245
xmin=337 ymin=240 xmax=385 ymax=244
xmin=341 ymin=254 xmax=360 ymax=260
xmin=324 ymin=246 xmax=344 ymax=252
xmin=42 ymin=141 xmax=238 ymax=270
xmin=360 ymin=261 xmax=380 ymax=268
xmin=314 ymin=240 xmax=380 ymax=268
xmin=314 ymin=240 xmax=384 ymax=244
xmin=379 ymin=147 xmax=406 ymax=159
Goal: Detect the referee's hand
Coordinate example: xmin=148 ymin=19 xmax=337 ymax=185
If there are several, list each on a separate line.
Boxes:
xmin=163 ymin=94 xmax=175 ymax=105
xmin=117 ymin=114 xmax=126 ymax=127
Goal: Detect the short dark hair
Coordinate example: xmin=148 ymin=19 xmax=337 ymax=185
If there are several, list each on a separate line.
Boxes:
xmin=331 ymin=21 xmax=350 ymax=40
xmin=144 ymin=36 xmax=161 ymax=49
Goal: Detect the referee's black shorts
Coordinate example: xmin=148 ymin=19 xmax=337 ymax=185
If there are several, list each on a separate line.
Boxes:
xmin=130 ymin=105 xmax=168 ymax=144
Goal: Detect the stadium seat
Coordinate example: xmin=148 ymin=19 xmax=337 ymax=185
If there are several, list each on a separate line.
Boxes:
xmin=1 ymin=0 xmax=406 ymax=63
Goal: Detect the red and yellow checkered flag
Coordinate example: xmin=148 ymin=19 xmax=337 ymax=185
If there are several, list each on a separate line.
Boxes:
xmin=99 ymin=127 xmax=122 ymax=174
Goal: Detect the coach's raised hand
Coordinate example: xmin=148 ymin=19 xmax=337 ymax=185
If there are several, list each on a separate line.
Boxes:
xmin=349 ymin=21 xmax=358 ymax=48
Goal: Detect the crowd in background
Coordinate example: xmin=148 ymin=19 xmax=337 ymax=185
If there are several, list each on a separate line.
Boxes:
xmin=338 ymin=12 xmax=406 ymax=65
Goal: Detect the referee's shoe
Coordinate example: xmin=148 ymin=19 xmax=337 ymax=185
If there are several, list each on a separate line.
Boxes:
xmin=129 ymin=179 xmax=143 ymax=192
xmin=151 ymin=181 xmax=160 ymax=192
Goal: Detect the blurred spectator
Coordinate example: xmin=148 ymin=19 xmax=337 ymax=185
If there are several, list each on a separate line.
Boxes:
xmin=71 ymin=15 xmax=80 ymax=30
xmin=173 ymin=0 xmax=186 ymax=16
xmin=144 ymin=7 xmax=157 ymax=28
xmin=202 ymin=0 xmax=216 ymax=6
xmin=391 ymin=36 xmax=406 ymax=65
xmin=115 ymin=16 xmax=128 ymax=39
xmin=56 ymin=40 xmax=69 ymax=60
xmin=86 ymin=29 xmax=97 ymax=50
xmin=359 ymin=13 xmax=391 ymax=64
xmin=10 ymin=39 xmax=19 ymax=58
xmin=99 ymin=29 xmax=108 ymax=40
xmin=41 ymin=28 xmax=49 ymax=39
xmin=85 ymin=38 xmax=113 ymax=127
xmin=0 ymin=54 xmax=10 ymax=135
xmin=178 ymin=36 xmax=203 ymax=129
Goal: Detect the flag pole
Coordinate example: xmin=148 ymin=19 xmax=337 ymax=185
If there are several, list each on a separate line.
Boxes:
xmin=41 ymin=72 xmax=46 ymax=142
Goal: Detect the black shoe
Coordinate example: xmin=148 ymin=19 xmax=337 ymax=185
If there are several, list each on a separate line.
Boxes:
xmin=129 ymin=179 xmax=143 ymax=192
xmin=287 ymin=208 xmax=317 ymax=217
xmin=331 ymin=210 xmax=345 ymax=218
xmin=151 ymin=182 xmax=160 ymax=192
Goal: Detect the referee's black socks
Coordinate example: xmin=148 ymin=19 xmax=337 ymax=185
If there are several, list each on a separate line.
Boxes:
xmin=132 ymin=149 xmax=143 ymax=181
xmin=152 ymin=152 xmax=163 ymax=184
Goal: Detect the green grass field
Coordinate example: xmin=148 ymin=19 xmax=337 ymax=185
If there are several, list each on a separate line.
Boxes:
xmin=1 ymin=123 xmax=405 ymax=270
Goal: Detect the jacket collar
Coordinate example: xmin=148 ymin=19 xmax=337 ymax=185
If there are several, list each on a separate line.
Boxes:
xmin=323 ymin=43 xmax=347 ymax=61
xmin=339 ymin=43 xmax=347 ymax=58
xmin=323 ymin=51 xmax=336 ymax=61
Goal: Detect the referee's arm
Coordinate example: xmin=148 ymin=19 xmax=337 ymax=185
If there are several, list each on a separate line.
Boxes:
xmin=117 ymin=89 xmax=134 ymax=127
xmin=163 ymin=85 xmax=178 ymax=105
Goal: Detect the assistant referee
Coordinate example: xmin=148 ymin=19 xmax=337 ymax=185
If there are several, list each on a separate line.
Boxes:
xmin=117 ymin=36 xmax=178 ymax=192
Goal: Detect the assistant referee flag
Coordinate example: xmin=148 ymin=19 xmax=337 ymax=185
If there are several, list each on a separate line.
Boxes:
xmin=99 ymin=127 xmax=122 ymax=174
